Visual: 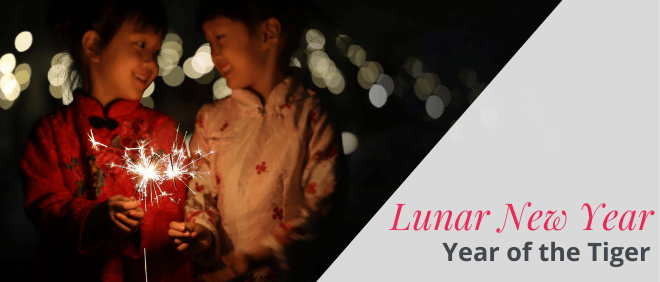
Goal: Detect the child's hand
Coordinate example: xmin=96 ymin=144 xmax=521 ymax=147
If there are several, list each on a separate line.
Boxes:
xmin=168 ymin=221 xmax=213 ymax=254
xmin=104 ymin=195 xmax=144 ymax=236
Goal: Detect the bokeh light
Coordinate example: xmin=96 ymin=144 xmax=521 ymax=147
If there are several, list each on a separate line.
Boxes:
xmin=213 ymin=77 xmax=232 ymax=100
xmin=183 ymin=57 xmax=203 ymax=79
xmin=49 ymin=84 xmax=63 ymax=99
xmin=335 ymin=34 xmax=352 ymax=57
xmin=368 ymin=84 xmax=387 ymax=108
xmin=433 ymin=85 xmax=451 ymax=107
xmin=62 ymin=88 xmax=74 ymax=105
xmin=311 ymin=72 xmax=326 ymax=88
xmin=325 ymin=69 xmax=345 ymax=94
xmin=413 ymin=72 xmax=439 ymax=100
xmin=48 ymin=64 xmax=68 ymax=86
xmin=341 ymin=131 xmax=358 ymax=155
xmin=158 ymin=33 xmax=183 ymax=77
xmin=348 ymin=45 xmax=366 ymax=66
xmin=163 ymin=66 xmax=185 ymax=87
xmin=425 ymin=95 xmax=444 ymax=119
xmin=0 ymin=98 xmax=13 ymax=110
xmin=0 ymin=54 xmax=16 ymax=75
xmin=0 ymin=73 xmax=20 ymax=101
xmin=14 ymin=63 xmax=31 ymax=91
xmin=143 ymin=82 xmax=155 ymax=97
xmin=404 ymin=57 xmax=423 ymax=78
xmin=15 ymin=31 xmax=33 ymax=52
xmin=357 ymin=61 xmax=383 ymax=89
xmin=306 ymin=29 xmax=325 ymax=50
xmin=191 ymin=44 xmax=214 ymax=75
xmin=290 ymin=57 xmax=302 ymax=68
xmin=51 ymin=52 xmax=72 ymax=67
xmin=141 ymin=97 xmax=154 ymax=109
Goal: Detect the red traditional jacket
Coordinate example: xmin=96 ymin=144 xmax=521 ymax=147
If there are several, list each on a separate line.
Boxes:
xmin=20 ymin=91 xmax=194 ymax=282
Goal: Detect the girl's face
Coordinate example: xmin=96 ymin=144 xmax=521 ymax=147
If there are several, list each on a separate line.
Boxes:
xmin=203 ymin=17 xmax=268 ymax=92
xmin=93 ymin=18 xmax=162 ymax=103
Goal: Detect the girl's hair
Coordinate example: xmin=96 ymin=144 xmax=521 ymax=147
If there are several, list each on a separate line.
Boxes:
xmin=46 ymin=0 xmax=168 ymax=89
xmin=196 ymin=0 xmax=330 ymax=75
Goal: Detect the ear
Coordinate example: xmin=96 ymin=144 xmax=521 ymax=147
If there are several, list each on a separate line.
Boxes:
xmin=81 ymin=30 xmax=102 ymax=63
xmin=261 ymin=18 xmax=281 ymax=50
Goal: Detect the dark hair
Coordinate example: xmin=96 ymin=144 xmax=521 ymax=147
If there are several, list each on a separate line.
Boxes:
xmin=46 ymin=0 xmax=168 ymax=89
xmin=197 ymin=0 xmax=330 ymax=75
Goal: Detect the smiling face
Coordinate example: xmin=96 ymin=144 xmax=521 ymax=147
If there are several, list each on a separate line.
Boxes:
xmin=90 ymin=18 xmax=162 ymax=105
xmin=203 ymin=17 xmax=269 ymax=92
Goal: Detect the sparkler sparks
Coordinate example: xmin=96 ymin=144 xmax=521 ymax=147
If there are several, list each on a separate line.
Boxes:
xmin=88 ymin=129 xmax=107 ymax=151
xmin=93 ymin=129 xmax=213 ymax=208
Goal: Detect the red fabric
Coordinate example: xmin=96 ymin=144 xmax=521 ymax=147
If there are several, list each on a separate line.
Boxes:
xmin=21 ymin=91 xmax=194 ymax=282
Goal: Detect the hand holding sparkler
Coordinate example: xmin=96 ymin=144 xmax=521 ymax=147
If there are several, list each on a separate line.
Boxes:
xmin=100 ymin=195 xmax=145 ymax=236
xmin=168 ymin=221 xmax=213 ymax=253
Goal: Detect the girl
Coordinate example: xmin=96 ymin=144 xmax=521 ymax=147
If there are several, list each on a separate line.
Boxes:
xmin=168 ymin=0 xmax=344 ymax=281
xmin=21 ymin=1 xmax=194 ymax=281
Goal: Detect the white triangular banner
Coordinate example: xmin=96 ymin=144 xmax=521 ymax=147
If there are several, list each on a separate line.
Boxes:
xmin=321 ymin=1 xmax=658 ymax=281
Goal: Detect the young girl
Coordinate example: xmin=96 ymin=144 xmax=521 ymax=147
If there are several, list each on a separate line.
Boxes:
xmin=21 ymin=1 xmax=194 ymax=281
xmin=168 ymin=0 xmax=343 ymax=281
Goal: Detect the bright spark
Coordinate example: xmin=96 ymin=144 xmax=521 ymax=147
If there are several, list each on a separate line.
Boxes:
xmin=92 ymin=128 xmax=213 ymax=207
xmin=88 ymin=129 xmax=107 ymax=151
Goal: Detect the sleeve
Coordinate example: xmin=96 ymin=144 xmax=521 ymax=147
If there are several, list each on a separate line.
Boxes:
xmin=262 ymin=102 xmax=341 ymax=270
xmin=184 ymin=106 xmax=223 ymax=266
xmin=20 ymin=116 xmax=105 ymax=255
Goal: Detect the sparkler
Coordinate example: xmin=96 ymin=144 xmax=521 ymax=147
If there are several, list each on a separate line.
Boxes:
xmin=88 ymin=128 xmax=214 ymax=207
xmin=88 ymin=128 xmax=213 ymax=282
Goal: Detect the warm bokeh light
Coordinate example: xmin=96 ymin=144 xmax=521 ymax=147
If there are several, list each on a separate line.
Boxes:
xmin=141 ymin=96 xmax=154 ymax=109
xmin=335 ymin=34 xmax=352 ymax=57
xmin=368 ymin=84 xmax=387 ymax=108
xmin=404 ymin=57 xmax=423 ymax=78
xmin=49 ymin=84 xmax=63 ymax=99
xmin=51 ymin=52 xmax=72 ymax=67
xmin=14 ymin=63 xmax=31 ymax=91
xmin=305 ymin=29 xmax=325 ymax=50
xmin=325 ymin=69 xmax=346 ymax=94
xmin=213 ymin=77 xmax=232 ymax=100
xmin=348 ymin=45 xmax=365 ymax=66
xmin=0 ymin=53 xmax=16 ymax=75
xmin=341 ymin=131 xmax=358 ymax=155
xmin=48 ymin=64 xmax=68 ymax=86
xmin=183 ymin=57 xmax=203 ymax=79
xmin=191 ymin=44 xmax=214 ymax=75
xmin=413 ymin=72 xmax=438 ymax=100
xmin=15 ymin=31 xmax=33 ymax=52
xmin=357 ymin=61 xmax=382 ymax=89
xmin=311 ymin=72 xmax=326 ymax=89
xmin=0 ymin=73 xmax=20 ymax=101
xmin=308 ymin=50 xmax=330 ymax=76
xmin=158 ymin=33 xmax=183 ymax=77
xmin=433 ymin=85 xmax=451 ymax=107
xmin=290 ymin=57 xmax=302 ymax=68
xmin=163 ymin=66 xmax=184 ymax=87
xmin=143 ymin=82 xmax=155 ymax=97
xmin=62 ymin=88 xmax=73 ymax=105
xmin=0 ymin=98 xmax=13 ymax=110
xmin=425 ymin=95 xmax=444 ymax=119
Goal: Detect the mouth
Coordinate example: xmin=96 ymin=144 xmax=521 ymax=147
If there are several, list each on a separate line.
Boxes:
xmin=218 ymin=64 xmax=232 ymax=77
xmin=134 ymin=72 xmax=150 ymax=85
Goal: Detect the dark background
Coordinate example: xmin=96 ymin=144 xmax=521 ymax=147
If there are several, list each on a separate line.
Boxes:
xmin=0 ymin=0 xmax=559 ymax=279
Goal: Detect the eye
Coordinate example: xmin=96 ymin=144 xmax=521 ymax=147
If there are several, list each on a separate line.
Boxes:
xmin=136 ymin=41 xmax=145 ymax=48
xmin=215 ymin=35 xmax=224 ymax=40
